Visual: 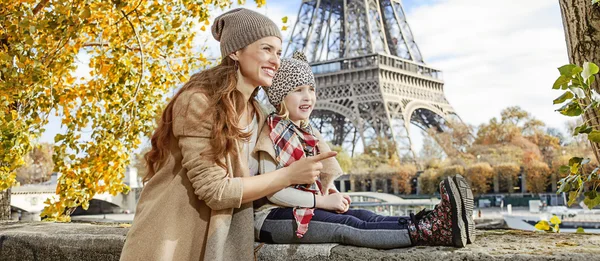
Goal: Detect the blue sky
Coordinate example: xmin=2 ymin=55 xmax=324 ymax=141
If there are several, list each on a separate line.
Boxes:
xmin=40 ymin=0 xmax=572 ymax=154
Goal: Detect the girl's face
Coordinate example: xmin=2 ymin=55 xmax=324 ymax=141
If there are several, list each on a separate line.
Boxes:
xmin=283 ymin=84 xmax=316 ymax=125
xmin=233 ymin=36 xmax=282 ymax=87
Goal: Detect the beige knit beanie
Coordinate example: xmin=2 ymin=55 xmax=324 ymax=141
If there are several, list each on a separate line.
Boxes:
xmin=211 ymin=8 xmax=282 ymax=58
xmin=267 ymin=51 xmax=315 ymax=106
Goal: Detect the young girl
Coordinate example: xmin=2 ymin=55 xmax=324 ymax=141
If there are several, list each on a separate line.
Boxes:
xmin=253 ymin=51 xmax=475 ymax=248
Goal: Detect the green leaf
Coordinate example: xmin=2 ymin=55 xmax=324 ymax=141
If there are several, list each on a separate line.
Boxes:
xmin=572 ymin=78 xmax=584 ymax=89
xmin=559 ymin=165 xmax=570 ymax=174
xmin=568 ymin=191 xmax=579 ymax=206
xmin=553 ymin=92 xmax=574 ymax=104
xmin=558 ymin=64 xmax=577 ymax=76
xmin=583 ymin=193 xmax=600 ymax=209
xmin=557 ymin=178 xmax=571 ymax=193
xmin=585 ymin=101 xmax=599 ymax=111
xmin=569 ymin=87 xmax=586 ymax=98
xmin=569 ymin=157 xmax=584 ymax=166
xmin=54 ymin=134 xmax=64 ymax=143
xmin=589 ymin=130 xmax=600 ymax=143
xmin=571 ymin=164 xmax=580 ymax=174
xmin=574 ymin=124 xmax=593 ymax=135
xmin=582 ymin=62 xmax=599 ymax=81
xmin=557 ymin=101 xmax=583 ymax=117
xmin=576 ymin=227 xmax=585 ymax=233
xmin=553 ymin=75 xmax=571 ymax=90
xmin=584 ymin=190 xmax=597 ymax=199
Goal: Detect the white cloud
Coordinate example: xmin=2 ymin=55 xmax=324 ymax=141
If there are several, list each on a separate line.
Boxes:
xmin=406 ymin=0 xmax=571 ymax=132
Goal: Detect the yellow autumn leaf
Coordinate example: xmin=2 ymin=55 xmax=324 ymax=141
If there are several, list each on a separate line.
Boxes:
xmin=119 ymin=223 xmax=132 ymax=228
xmin=550 ymin=215 xmax=562 ymax=225
xmin=281 ymin=25 xmax=288 ymax=31
xmin=2 ymin=0 xmax=261 ymax=222
xmin=282 ymin=16 xmax=288 ymax=23
xmin=200 ymin=25 xmax=206 ymax=31
xmin=534 ymin=220 xmax=550 ymax=231
xmin=255 ymin=0 xmax=266 ymax=8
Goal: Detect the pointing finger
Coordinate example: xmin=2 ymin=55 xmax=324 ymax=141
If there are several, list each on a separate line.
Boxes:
xmin=308 ymin=151 xmax=337 ymax=162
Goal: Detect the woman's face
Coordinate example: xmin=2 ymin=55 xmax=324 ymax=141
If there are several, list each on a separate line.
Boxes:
xmin=283 ymin=84 xmax=316 ymax=125
xmin=233 ymin=36 xmax=282 ymax=87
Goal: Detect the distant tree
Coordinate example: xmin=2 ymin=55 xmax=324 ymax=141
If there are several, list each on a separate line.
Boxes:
xmin=132 ymin=146 xmax=150 ymax=180
xmin=16 ymin=143 xmax=54 ymax=184
xmin=363 ymin=136 xmax=398 ymax=162
xmin=419 ymin=134 xmax=445 ymax=160
xmin=546 ymin=127 xmax=567 ymax=146
xmin=426 ymin=118 xmax=474 ymax=160
xmin=330 ymin=144 xmax=352 ymax=174
xmin=494 ymin=163 xmax=520 ymax=193
xmin=395 ymin=164 xmax=417 ymax=194
xmin=418 ymin=169 xmax=438 ymax=195
xmin=465 ymin=163 xmax=494 ymax=195
xmin=524 ymin=160 xmax=551 ymax=193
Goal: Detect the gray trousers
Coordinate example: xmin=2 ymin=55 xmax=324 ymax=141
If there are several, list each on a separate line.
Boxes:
xmin=258 ymin=208 xmax=413 ymax=249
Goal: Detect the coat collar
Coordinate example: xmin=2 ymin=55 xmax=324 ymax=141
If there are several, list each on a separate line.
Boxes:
xmin=253 ymin=100 xmax=277 ymax=160
xmin=229 ymin=99 xmax=270 ymax=177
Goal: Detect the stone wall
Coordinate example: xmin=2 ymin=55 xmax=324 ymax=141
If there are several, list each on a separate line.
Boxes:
xmin=0 ymin=189 xmax=10 ymax=220
xmin=2 ymin=221 xmax=600 ymax=261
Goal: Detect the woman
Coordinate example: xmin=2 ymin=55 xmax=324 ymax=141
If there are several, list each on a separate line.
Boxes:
xmin=119 ymin=8 xmax=337 ymax=261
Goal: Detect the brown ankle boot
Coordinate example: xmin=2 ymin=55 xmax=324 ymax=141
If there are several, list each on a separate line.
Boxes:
xmin=408 ymin=177 xmax=468 ymax=247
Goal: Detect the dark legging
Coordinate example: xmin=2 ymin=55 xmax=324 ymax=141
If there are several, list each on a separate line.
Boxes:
xmin=259 ymin=208 xmax=413 ymax=249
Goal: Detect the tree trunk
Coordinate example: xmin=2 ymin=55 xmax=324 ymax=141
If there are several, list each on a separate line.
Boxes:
xmin=493 ymin=173 xmax=500 ymax=193
xmin=559 ymin=0 xmax=600 ymax=161
xmin=0 ymin=188 xmax=10 ymax=220
xmin=371 ymin=178 xmax=377 ymax=192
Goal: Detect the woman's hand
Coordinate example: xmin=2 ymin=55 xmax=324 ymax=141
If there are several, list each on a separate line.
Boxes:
xmin=284 ymin=151 xmax=337 ymax=185
xmin=315 ymin=193 xmax=351 ymax=213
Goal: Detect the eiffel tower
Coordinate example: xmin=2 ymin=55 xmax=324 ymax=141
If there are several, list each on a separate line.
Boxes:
xmin=284 ymin=0 xmax=460 ymax=163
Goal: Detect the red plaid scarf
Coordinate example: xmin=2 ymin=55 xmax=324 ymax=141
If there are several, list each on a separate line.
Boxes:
xmin=268 ymin=114 xmax=322 ymax=238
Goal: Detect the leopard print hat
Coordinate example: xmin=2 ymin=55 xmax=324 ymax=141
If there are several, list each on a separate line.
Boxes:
xmin=266 ymin=51 xmax=315 ymax=106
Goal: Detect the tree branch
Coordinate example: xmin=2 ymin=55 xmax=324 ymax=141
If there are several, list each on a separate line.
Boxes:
xmin=82 ymin=42 xmax=141 ymax=52
xmin=33 ymin=0 xmax=50 ymax=15
xmin=116 ymin=10 xmax=144 ymax=131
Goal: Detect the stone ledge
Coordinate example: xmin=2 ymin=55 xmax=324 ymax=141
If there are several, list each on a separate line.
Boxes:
xmin=2 ymin=221 xmax=600 ymax=261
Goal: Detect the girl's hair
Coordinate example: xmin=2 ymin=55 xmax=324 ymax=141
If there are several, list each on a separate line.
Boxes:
xmin=143 ymin=56 xmax=257 ymax=182
xmin=275 ymin=101 xmax=309 ymax=128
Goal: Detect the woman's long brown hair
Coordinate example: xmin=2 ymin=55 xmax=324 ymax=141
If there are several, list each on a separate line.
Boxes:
xmin=143 ymin=56 xmax=255 ymax=182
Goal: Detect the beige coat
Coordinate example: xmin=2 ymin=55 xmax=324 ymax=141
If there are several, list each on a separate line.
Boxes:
xmin=120 ymin=91 xmax=266 ymax=261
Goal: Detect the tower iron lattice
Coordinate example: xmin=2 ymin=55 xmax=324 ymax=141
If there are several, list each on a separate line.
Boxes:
xmin=285 ymin=0 xmax=461 ymax=163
